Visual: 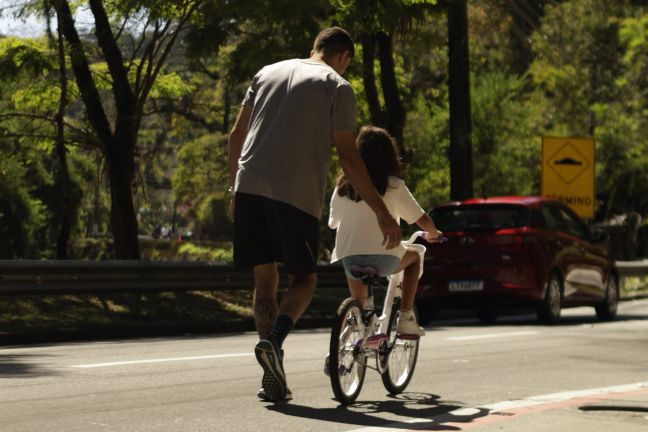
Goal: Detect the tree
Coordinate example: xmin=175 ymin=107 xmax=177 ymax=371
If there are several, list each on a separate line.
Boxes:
xmin=333 ymin=0 xmax=438 ymax=157
xmin=43 ymin=1 xmax=74 ymax=258
xmin=529 ymin=0 xmax=647 ymax=217
xmin=447 ymin=0 xmax=473 ymax=200
xmin=0 ymin=35 xmax=68 ymax=258
xmin=50 ymin=0 xmax=202 ymax=258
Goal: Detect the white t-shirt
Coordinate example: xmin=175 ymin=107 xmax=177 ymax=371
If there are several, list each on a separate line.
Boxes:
xmin=328 ymin=177 xmax=425 ymax=261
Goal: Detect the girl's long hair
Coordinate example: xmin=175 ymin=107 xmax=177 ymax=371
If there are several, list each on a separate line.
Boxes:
xmin=336 ymin=126 xmax=402 ymax=202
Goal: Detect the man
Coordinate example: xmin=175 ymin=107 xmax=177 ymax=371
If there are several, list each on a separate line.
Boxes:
xmin=228 ymin=26 xmax=401 ymax=402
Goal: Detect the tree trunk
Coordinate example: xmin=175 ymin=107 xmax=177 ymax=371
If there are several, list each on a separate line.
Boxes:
xmin=377 ymin=32 xmax=407 ymax=160
xmin=360 ymin=33 xmax=386 ymax=128
xmin=54 ymin=0 xmax=141 ymax=259
xmin=53 ymin=6 xmax=72 ymax=259
xmin=447 ymin=0 xmax=473 ymax=200
xmin=107 ymin=131 xmax=140 ymax=259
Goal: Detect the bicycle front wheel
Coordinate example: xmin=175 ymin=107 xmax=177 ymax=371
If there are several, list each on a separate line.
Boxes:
xmin=380 ymin=301 xmax=420 ymax=394
xmin=329 ymin=297 xmax=367 ymax=404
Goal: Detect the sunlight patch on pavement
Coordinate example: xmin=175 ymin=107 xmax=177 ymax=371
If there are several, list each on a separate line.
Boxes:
xmin=344 ymin=381 xmax=648 ymax=432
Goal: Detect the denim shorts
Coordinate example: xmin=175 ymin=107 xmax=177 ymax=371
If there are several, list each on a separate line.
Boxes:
xmin=341 ymin=255 xmax=401 ymax=280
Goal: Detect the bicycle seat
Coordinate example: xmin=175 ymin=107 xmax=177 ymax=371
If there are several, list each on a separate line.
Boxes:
xmin=348 ymin=265 xmax=379 ymax=280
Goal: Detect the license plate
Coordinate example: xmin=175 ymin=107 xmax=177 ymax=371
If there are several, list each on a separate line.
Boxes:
xmin=448 ymin=279 xmax=484 ymax=292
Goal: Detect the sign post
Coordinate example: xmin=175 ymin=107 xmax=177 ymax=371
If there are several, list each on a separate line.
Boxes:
xmin=541 ymin=137 xmax=595 ymax=219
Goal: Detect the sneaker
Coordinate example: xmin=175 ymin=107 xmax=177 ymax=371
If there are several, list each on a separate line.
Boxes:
xmin=254 ymin=338 xmax=287 ymax=401
xmin=396 ymin=311 xmax=425 ymax=336
xmin=257 ymin=386 xmax=293 ymax=401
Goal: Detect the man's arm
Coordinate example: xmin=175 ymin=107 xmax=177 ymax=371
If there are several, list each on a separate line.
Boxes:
xmin=227 ymin=106 xmax=252 ymax=219
xmin=228 ymin=106 xmax=252 ymax=188
xmin=334 ymin=130 xmax=402 ymax=249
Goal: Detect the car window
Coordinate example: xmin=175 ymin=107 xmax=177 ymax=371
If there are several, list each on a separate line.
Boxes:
xmin=432 ymin=205 xmax=530 ymax=232
xmin=542 ymin=203 xmax=590 ymax=241
xmin=541 ymin=205 xmax=561 ymax=230
xmin=556 ymin=205 xmax=590 ymax=241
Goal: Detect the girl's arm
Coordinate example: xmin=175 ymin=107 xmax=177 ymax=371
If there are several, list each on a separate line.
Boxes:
xmin=328 ymin=189 xmax=340 ymax=229
xmin=415 ymin=213 xmax=444 ymax=242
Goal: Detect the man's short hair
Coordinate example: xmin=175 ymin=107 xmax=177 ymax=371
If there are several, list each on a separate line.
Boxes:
xmin=313 ymin=27 xmax=355 ymax=59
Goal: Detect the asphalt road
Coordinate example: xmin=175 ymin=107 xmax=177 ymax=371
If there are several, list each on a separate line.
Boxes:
xmin=2 ymin=299 xmax=648 ymax=432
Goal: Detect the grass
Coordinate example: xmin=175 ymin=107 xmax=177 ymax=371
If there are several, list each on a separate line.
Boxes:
xmin=0 ymin=286 xmax=350 ymax=342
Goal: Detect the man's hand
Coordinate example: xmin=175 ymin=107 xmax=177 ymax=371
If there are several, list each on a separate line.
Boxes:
xmin=377 ymin=211 xmax=402 ymax=249
xmin=228 ymin=195 xmax=235 ymax=222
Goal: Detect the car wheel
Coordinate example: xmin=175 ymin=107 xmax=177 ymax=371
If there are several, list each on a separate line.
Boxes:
xmin=536 ymin=273 xmax=562 ymax=323
xmin=477 ymin=305 xmax=499 ymax=324
xmin=595 ymin=275 xmax=618 ymax=321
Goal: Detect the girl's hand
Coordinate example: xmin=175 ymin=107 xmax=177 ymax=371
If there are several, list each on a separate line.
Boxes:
xmin=424 ymin=230 xmax=445 ymax=243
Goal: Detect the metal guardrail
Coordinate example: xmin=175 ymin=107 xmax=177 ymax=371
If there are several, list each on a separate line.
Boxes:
xmin=615 ymin=260 xmax=648 ymax=278
xmin=0 ymin=260 xmax=348 ymax=296
xmin=1 ymin=260 xmax=647 ymax=297
xmin=615 ymin=260 xmax=648 ymax=298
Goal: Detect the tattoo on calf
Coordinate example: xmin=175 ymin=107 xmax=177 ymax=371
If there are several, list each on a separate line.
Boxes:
xmin=254 ymin=297 xmax=277 ymax=339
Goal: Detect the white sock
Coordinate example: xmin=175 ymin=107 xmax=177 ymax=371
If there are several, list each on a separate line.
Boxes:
xmin=400 ymin=310 xmax=414 ymax=319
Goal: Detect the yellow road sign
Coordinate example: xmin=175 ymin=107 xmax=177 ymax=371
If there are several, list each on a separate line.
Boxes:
xmin=541 ymin=137 xmax=595 ymax=219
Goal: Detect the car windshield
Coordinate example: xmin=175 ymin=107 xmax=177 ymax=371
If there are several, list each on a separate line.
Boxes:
xmin=432 ymin=205 xmax=530 ymax=232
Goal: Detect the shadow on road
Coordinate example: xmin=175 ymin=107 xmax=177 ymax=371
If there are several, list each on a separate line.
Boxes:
xmin=0 ymin=354 xmax=59 ymax=378
xmin=267 ymin=392 xmax=490 ymax=430
xmin=579 ymin=404 xmax=648 ymax=413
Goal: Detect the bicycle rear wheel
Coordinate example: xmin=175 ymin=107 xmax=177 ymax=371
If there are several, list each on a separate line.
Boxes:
xmin=329 ymin=297 xmax=367 ymax=404
xmin=380 ymin=301 xmax=420 ymax=394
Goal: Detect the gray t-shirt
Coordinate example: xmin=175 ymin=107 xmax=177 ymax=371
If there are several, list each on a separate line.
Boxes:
xmin=235 ymin=59 xmax=357 ymax=218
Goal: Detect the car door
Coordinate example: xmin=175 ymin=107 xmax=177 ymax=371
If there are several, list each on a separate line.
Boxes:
xmin=540 ymin=203 xmax=586 ymax=303
xmin=554 ymin=204 xmax=607 ymax=302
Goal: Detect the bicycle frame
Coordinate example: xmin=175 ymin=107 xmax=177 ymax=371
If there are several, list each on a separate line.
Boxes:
xmin=375 ymin=232 xmax=427 ymax=337
xmin=359 ymin=232 xmax=428 ymax=356
xmin=328 ymin=231 xmax=435 ymax=403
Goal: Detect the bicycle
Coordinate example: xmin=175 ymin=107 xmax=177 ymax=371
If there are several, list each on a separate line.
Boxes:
xmin=326 ymin=231 xmax=441 ymax=404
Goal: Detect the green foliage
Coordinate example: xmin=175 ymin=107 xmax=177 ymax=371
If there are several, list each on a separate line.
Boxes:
xmin=0 ymin=37 xmax=54 ymax=78
xmin=0 ymin=154 xmax=48 ymax=258
xmin=176 ymin=242 xmax=233 ymax=262
xmin=171 ymin=132 xmax=231 ymax=239
xmin=2 ymin=0 xmax=648 ymax=261
xmin=471 ymin=72 xmax=540 ymax=197
xmin=528 ymin=0 xmax=648 ymax=216
xmin=332 ymin=0 xmax=437 ymax=34
xmin=405 ymin=94 xmax=450 ymax=210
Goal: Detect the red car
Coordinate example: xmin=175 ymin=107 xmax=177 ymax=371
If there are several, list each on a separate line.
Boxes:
xmin=415 ymin=196 xmax=618 ymax=324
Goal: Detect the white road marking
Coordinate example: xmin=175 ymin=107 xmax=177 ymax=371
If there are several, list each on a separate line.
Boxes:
xmin=445 ymin=331 xmax=540 ymax=341
xmin=69 ymin=353 xmax=253 ymax=368
xmin=344 ymin=381 xmax=648 ymax=432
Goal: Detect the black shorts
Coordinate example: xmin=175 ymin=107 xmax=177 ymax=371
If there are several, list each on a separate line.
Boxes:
xmin=233 ymin=192 xmax=319 ymax=274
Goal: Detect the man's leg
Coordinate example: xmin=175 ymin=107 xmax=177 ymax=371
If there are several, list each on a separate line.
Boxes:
xmin=280 ymin=273 xmax=317 ymax=321
xmin=260 ymin=272 xmax=316 ymax=349
xmin=253 ymin=262 xmax=287 ymax=402
xmin=252 ymin=262 xmax=280 ymax=338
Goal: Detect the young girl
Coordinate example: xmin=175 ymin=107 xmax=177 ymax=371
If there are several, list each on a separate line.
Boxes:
xmin=328 ymin=126 xmax=443 ymax=336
